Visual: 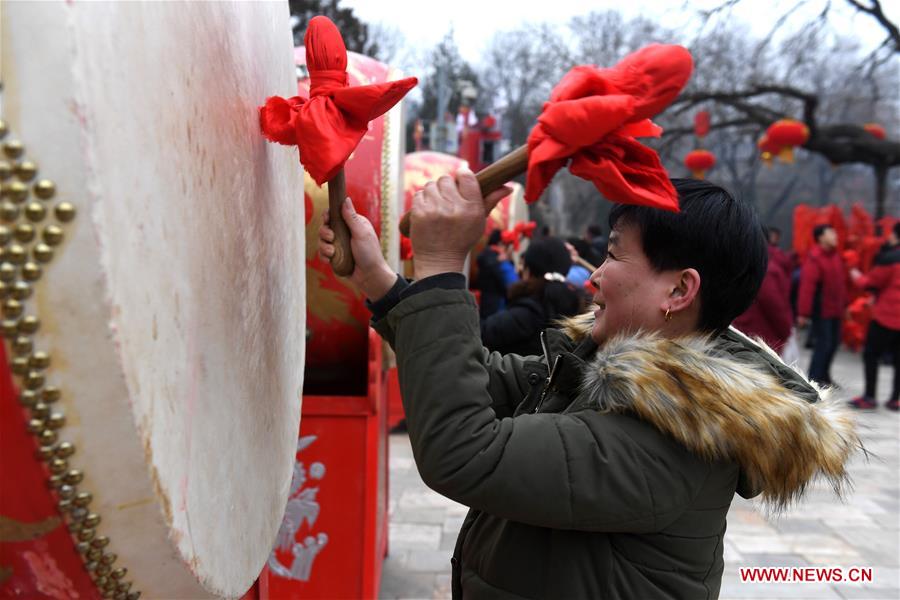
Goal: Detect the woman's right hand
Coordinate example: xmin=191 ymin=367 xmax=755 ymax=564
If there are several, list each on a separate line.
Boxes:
xmin=318 ymin=197 xmax=396 ymax=301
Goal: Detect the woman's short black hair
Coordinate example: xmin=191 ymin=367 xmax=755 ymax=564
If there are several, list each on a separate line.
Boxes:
xmin=608 ymin=178 xmax=767 ymax=333
xmin=812 ymin=224 xmax=833 ymax=242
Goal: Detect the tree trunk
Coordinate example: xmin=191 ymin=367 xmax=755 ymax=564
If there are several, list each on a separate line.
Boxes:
xmin=874 ymin=165 xmax=887 ymax=220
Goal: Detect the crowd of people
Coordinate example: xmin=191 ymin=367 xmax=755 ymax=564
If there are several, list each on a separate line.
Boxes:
xmin=734 ymin=221 xmax=900 ymax=410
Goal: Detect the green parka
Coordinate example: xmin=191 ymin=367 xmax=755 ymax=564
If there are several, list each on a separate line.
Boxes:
xmin=374 ymin=287 xmax=858 ymax=600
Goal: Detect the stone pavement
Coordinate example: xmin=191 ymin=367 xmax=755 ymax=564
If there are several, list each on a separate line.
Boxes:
xmin=379 ymin=346 xmax=900 ymax=600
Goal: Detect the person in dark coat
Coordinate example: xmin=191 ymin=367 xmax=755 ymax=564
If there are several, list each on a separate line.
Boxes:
xmin=473 ymin=229 xmax=518 ymax=318
xmin=848 ymin=222 xmax=900 ymax=410
xmin=732 ymin=243 xmax=794 ymax=353
xmin=797 ymin=224 xmax=848 ymax=386
xmin=318 ymin=173 xmax=858 ymax=600
xmin=480 ymin=237 xmax=583 ymax=356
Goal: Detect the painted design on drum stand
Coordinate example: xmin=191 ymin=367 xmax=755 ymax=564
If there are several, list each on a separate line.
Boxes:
xmin=268 ymin=435 xmax=328 ymax=582
xmin=0 ymin=123 xmax=140 ymax=599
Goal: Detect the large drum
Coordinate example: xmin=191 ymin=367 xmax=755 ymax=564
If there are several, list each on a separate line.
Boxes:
xmin=301 ymin=48 xmax=405 ymax=396
xmin=1 ymin=3 xmax=304 ymax=598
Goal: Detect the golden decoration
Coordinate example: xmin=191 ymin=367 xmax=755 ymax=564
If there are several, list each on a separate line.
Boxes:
xmin=78 ymin=528 xmax=96 ymax=543
xmin=19 ymin=390 xmax=38 ymax=407
xmin=92 ymin=536 xmax=110 ymax=548
xmin=47 ymin=413 xmax=65 ymax=429
xmin=0 ymin=263 xmax=15 ymax=281
xmin=59 ymin=485 xmax=76 ymax=500
xmin=2 ymin=140 xmax=24 ymax=159
xmin=0 ymin=225 xmax=10 ymax=244
xmin=0 ymin=281 xmax=6 ymax=299
xmin=31 ymin=402 xmax=49 ymax=419
xmin=3 ymin=181 xmax=28 ymax=203
xmin=33 ymin=243 xmax=53 ymax=263
xmin=84 ymin=514 xmax=101 ymax=528
xmin=56 ymin=442 xmax=75 ymax=457
xmin=3 ymin=298 xmax=23 ymax=318
xmin=14 ymin=161 xmax=37 ymax=182
xmin=50 ymin=459 xmax=68 ymax=475
xmin=22 ymin=262 xmax=42 ymax=281
xmin=27 ymin=419 xmax=44 ymax=433
xmin=42 ymin=386 xmax=61 ymax=403
xmin=0 ymin=201 xmax=19 ymax=222
xmin=33 ymin=179 xmax=56 ymax=200
xmin=0 ymin=161 xmax=10 ymax=180
xmin=24 ymin=370 xmax=45 ymax=389
xmin=7 ymin=244 xmax=25 ymax=264
xmin=47 ymin=474 xmax=64 ymax=489
xmin=37 ymin=446 xmax=55 ymax=460
xmin=39 ymin=430 xmax=58 ymax=445
xmin=29 ymin=351 xmax=50 ymax=369
xmin=18 ymin=314 xmax=40 ymax=333
xmin=14 ymin=223 xmax=35 ymax=243
xmin=25 ymin=202 xmax=46 ymax=222
xmin=64 ymin=470 xmax=84 ymax=485
xmin=11 ymin=281 xmax=31 ymax=300
xmin=1 ymin=318 xmax=18 ymax=337
xmin=12 ymin=335 xmax=33 ymax=355
xmin=11 ymin=356 xmax=28 ymax=375
xmin=55 ymin=202 xmax=76 ymax=222
xmin=42 ymin=224 xmax=64 ymax=245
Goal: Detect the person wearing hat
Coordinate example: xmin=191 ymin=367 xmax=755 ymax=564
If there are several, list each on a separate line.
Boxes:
xmin=479 ymin=236 xmax=584 ymax=356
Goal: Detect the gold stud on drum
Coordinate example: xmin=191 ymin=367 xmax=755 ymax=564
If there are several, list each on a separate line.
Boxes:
xmin=19 ymin=389 xmax=38 ymax=407
xmin=111 ymin=568 xmax=127 ymax=580
xmin=73 ymin=491 xmax=92 ymax=507
xmin=40 ymin=429 xmax=58 ymax=445
xmin=24 ymin=370 xmax=45 ymax=389
xmin=0 ymin=263 xmax=15 ymax=281
xmin=47 ymin=474 xmax=64 ymax=489
xmin=6 ymin=244 xmax=25 ymax=264
xmin=42 ymin=224 xmax=64 ymax=245
xmin=93 ymin=574 xmax=108 ymax=586
xmin=0 ymin=281 xmax=7 ymax=299
xmin=3 ymin=298 xmax=23 ymax=318
xmin=59 ymin=484 xmax=76 ymax=499
xmin=36 ymin=445 xmax=55 ymax=460
xmin=87 ymin=548 xmax=102 ymax=561
xmin=2 ymin=140 xmax=24 ymax=159
xmin=63 ymin=469 xmax=83 ymax=485
xmin=102 ymin=553 xmax=118 ymax=566
xmin=55 ymin=202 xmax=76 ymax=222
xmin=29 ymin=351 xmax=51 ymax=370
xmin=33 ymin=243 xmax=54 ymax=263
xmin=27 ymin=418 xmax=44 ymax=433
xmin=47 ymin=413 xmax=65 ymax=429
xmin=95 ymin=563 xmax=111 ymax=576
xmin=11 ymin=281 xmax=32 ymax=300
xmin=71 ymin=507 xmax=88 ymax=521
xmin=42 ymin=386 xmax=61 ymax=403
xmin=12 ymin=335 xmax=32 ymax=355
xmin=76 ymin=541 xmax=91 ymax=554
xmin=3 ymin=181 xmax=28 ymax=203
xmin=18 ymin=314 xmax=40 ymax=334
xmin=84 ymin=513 xmax=101 ymax=528
xmin=60 ymin=500 xmax=74 ymax=514
xmin=31 ymin=402 xmax=50 ymax=419
xmin=14 ymin=161 xmax=38 ymax=182
xmin=2 ymin=318 xmax=19 ymax=337
xmin=14 ymin=224 xmax=35 ymax=243
xmin=0 ymin=224 xmax=10 ymax=244
xmin=0 ymin=161 xmax=10 ymax=180
xmin=33 ymin=179 xmax=56 ymax=200
xmin=22 ymin=262 xmax=42 ymax=281
xmin=77 ymin=528 xmax=96 ymax=543
xmin=11 ymin=356 xmax=29 ymax=375
xmin=25 ymin=202 xmax=46 ymax=222
xmin=50 ymin=458 xmax=68 ymax=474
xmin=0 ymin=201 xmax=19 ymax=222
xmin=56 ymin=441 xmax=75 ymax=457
xmin=91 ymin=535 xmax=110 ymax=549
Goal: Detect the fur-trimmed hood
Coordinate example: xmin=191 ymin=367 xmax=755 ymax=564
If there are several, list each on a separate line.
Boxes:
xmin=561 ymin=314 xmax=860 ymax=510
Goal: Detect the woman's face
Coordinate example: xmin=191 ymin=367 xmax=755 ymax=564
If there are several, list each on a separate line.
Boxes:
xmin=589 ymin=223 xmax=678 ymax=344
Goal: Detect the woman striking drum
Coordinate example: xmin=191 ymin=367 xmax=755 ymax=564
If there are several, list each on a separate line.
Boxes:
xmin=318 ymin=172 xmax=858 ymax=599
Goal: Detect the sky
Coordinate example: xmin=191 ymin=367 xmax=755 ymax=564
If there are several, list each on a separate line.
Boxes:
xmin=342 ymin=0 xmax=898 ymax=67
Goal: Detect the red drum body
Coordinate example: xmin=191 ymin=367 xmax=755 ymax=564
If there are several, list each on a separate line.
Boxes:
xmin=1 ymin=3 xmax=304 ymax=598
xmin=302 ymin=49 xmax=405 ymax=396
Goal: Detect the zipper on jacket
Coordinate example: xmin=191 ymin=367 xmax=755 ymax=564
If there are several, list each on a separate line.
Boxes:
xmin=535 ymin=354 xmax=561 ymax=413
xmin=540 ymin=330 xmax=552 ymax=368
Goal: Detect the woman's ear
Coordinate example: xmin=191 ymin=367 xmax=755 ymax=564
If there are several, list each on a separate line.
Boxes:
xmin=668 ymin=268 xmax=701 ymax=311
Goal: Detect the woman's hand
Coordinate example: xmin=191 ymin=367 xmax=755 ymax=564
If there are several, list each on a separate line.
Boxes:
xmin=410 ymin=168 xmax=512 ymax=280
xmin=318 ymin=198 xmax=396 ymax=301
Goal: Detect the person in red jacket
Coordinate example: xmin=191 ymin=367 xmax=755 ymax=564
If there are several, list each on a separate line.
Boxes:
xmin=733 ymin=244 xmax=793 ymax=353
xmin=848 ymin=222 xmax=900 ymax=410
xmin=797 ymin=225 xmax=848 ymax=386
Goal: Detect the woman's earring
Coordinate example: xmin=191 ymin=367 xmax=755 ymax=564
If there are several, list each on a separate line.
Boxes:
xmin=664 ymin=307 xmax=672 ymax=322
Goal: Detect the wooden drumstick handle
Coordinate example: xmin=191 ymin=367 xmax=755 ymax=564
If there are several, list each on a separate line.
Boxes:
xmin=398 ymin=144 xmax=529 ymax=237
xmin=328 ymin=170 xmax=355 ymax=277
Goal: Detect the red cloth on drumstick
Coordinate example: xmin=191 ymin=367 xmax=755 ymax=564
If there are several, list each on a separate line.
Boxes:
xmin=258 ymin=16 xmax=417 ymax=186
xmin=525 ymin=44 xmax=693 ymax=211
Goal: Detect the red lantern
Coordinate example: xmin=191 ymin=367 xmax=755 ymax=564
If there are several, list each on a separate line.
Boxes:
xmin=684 ymin=149 xmax=716 ymax=179
xmin=757 ymin=135 xmax=781 ymax=167
xmin=694 ymin=111 xmax=710 ymax=138
xmin=863 ymin=123 xmax=886 ymax=140
xmin=765 ymin=119 xmax=809 ymax=163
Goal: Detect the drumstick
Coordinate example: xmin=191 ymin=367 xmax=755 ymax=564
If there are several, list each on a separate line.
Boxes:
xmin=327 ymin=171 xmax=354 ymax=276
